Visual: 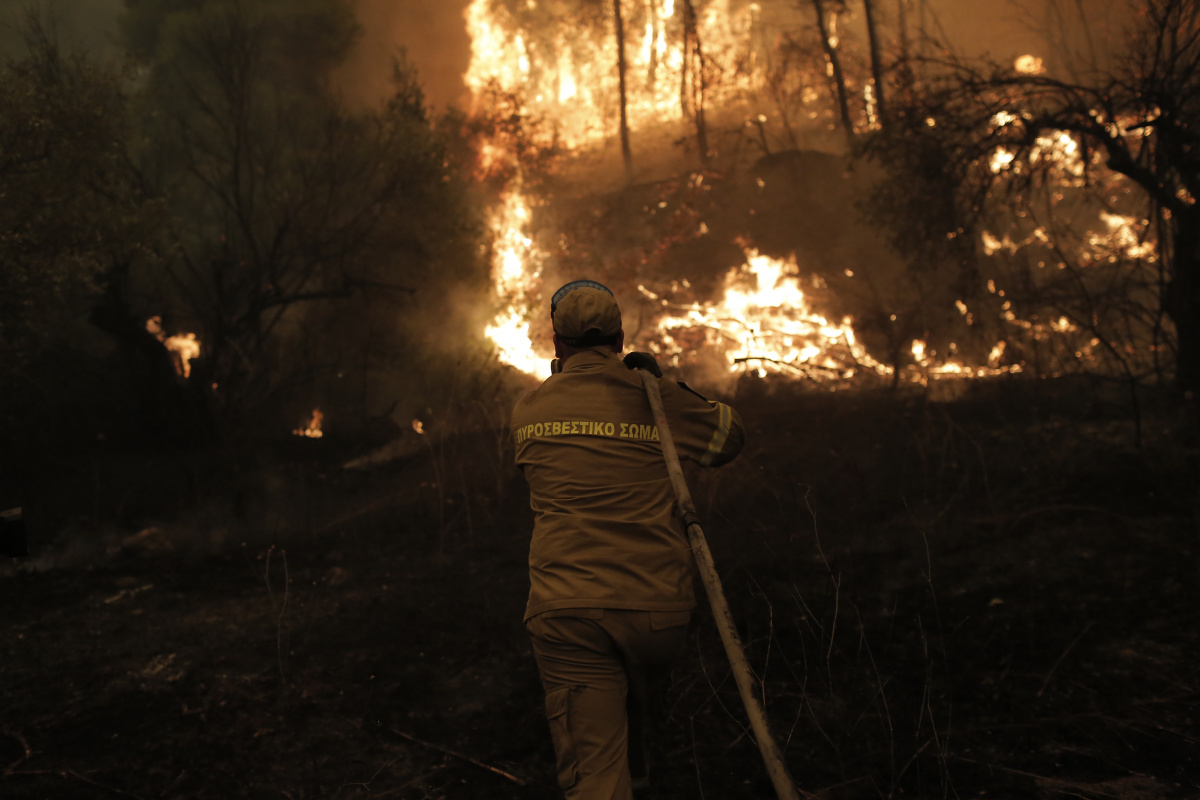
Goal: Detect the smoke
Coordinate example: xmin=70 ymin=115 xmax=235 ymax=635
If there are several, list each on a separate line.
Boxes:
xmin=917 ymin=0 xmax=1032 ymax=57
xmin=0 ymin=0 xmax=476 ymax=112
xmin=897 ymin=1 xmax=1131 ymax=75
xmin=340 ymin=0 xmax=473 ymax=110
xmin=0 ymin=0 xmax=123 ymax=57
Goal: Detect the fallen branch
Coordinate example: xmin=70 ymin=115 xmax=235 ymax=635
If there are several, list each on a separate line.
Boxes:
xmin=382 ymin=726 xmax=526 ymax=786
xmin=66 ymin=770 xmax=145 ymax=799
xmin=353 ymin=768 xmax=447 ymax=799
xmin=952 ymin=756 xmax=1128 ymax=799
xmin=2 ymin=728 xmax=32 ymax=775
xmin=971 ymin=503 xmax=1151 ymax=532
xmin=1038 ymin=620 xmax=1095 ymax=697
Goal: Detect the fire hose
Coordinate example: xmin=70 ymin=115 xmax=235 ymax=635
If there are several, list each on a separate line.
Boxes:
xmin=636 ymin=368 xmax=802 ymax=800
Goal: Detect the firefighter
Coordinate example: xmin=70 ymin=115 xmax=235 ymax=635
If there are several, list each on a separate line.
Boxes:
xmin=512 ymin=280 xmax=745 ymax=799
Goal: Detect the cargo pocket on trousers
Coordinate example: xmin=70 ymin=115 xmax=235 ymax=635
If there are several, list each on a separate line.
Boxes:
xmin=649 ymin=610 xmax=691 ymax=630
xmin=544 ymin=686 xmax=578 ymax=789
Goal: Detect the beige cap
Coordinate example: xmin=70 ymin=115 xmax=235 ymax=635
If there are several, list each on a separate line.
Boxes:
xmin=552 ymin=286 xmax=622 ymax=346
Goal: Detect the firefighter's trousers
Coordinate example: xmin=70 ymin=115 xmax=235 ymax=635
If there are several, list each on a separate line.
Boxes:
xmin=526 ymin=608 xmax=691 ymax=800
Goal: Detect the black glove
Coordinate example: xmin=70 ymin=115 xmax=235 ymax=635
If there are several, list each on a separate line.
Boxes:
xmin=623 ymin=351 xmax=662 ymax=377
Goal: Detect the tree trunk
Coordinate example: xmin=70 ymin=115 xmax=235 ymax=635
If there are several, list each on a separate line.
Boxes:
xmin=680 ymin=0 xmax=710 ymax=166
xmin=1165 ymin=208 xmax=1200 ymax=395
xmin=895 ymin=0 xmax=916 ymax=103
xmin=614 ymin=0 xmax=634 ymax=183
xmin=810 ymin=0 xmax=854 ymax=143
xmin=917 ymin=0 xmax=928 ymax=60
xmin=863 ymin=0 xmax=887 ymax=126
xmin=647 ymin=1 xmax=660 ymax=90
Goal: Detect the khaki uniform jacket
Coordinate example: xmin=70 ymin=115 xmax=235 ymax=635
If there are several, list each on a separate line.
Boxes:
xmin=512 ymin=349 xmax=745 ymax=621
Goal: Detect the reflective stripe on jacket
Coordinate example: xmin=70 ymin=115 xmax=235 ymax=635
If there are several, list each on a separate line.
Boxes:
xmin=512 ymin=349 xmax=745 ymax=621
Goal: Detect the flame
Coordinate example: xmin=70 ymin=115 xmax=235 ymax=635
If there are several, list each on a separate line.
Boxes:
xmin=412 ymin=419 xmax=425 ymax=435
xmin=1095 ymin=212 xmax=1156 ymax=260
xmin=648 ymin=250 xmax=888 ymax=379
xmin=147 ymin=317 xmax=201 ymax=378
xmin=911 ymin=338 xmax=928 ymax=366
xmin=990 ymin=147 xmax=1016 ymax=173
xmin=465 ymin=4 xmax=1063 ymax=385
xmin=464 ymin=0 xmax=770 ymax=150
xmin=1014 ymin=54 xmax=1045 ymax=75
xmin=164 ymin=334 xmax=201 ymax=378
xmin=484 ymin=188 xmax=549 ymax=376
xmin=294 ymin=409 xmax=324 ymax=439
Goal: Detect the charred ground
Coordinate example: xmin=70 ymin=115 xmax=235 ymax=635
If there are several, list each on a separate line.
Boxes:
xmin=2 ymin=377 xmax=1198 ymax=800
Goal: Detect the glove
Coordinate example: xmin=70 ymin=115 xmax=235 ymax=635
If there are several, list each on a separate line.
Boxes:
xmin=623 ymin=351 xmax=662 ymax=377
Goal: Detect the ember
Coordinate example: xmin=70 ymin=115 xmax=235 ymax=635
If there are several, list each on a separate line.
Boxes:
xmin=293 ymin=409 xmax=325 ymax=439
xmin=146 ymin=317 xmax=201 ymax=379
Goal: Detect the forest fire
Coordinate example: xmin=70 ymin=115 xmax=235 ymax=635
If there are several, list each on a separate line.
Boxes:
xmin=467 ymin=1 xmax=894 ymax=380
xmin=644 ymin=250 xmax=889 ymax=378
xmin=464 ymin=0 xmax=762 ymax=149
xmin=467 ymin=1 xmax=1166 ymax=387
xmin=3 ymin=4 xmax=1195 ymax=800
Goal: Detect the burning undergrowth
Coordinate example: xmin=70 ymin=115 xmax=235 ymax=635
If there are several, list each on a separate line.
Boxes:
xmin=477 ymin=148 xmax=1022 ymax=392
xmin=463 ymin=0 xmax=1177 ymax=399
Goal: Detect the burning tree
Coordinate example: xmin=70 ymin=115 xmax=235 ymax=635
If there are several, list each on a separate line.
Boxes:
xmin=469 ymin=1 xmax=911 ymax=378
xmin=465 ymin=0 xmax=1166 ymax=389
xmin=864 ymin=0 xmax=1199 ymax=396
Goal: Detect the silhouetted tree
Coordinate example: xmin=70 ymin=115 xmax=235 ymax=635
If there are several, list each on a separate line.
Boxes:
xmin=680 ymin=0 xmax=710 ymax=165
xmin=122 ymin=0 xmax=480 ymax=433
xmin=810 ymin=0 xmax=855 ymax=142
xmin=863 ymin=0 xmax=887 ymax=125
xmin=613 ymin=0 xmax=633 ymax=181
xmin=862 ymin=0 xmax=1197 ymax=398
xmin=0 ymin=21 xmax=159 ymax=369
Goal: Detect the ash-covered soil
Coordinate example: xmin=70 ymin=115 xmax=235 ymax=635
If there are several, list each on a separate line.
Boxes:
xmin=2 ymin=379 xmax=1198 ymax=799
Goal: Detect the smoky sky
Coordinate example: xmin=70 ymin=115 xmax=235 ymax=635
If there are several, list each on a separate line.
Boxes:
xmin=0 ymin=0 xmax=475 ymax=110
xmin=921 ymin=0 xmax=1033 ymax=57
xmin=0 ymin=0 xmax=124 ymax=56
xmin=920 ymin=0 xmax=1130 ymax=69
xmin=0 ymin=1 xmax=1117 ymax=114
xmin=344 ymin=0 xmax=473 ymax=110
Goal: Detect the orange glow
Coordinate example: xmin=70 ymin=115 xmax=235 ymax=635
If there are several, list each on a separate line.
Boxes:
xmin=164 ymin=334 xmax=201 ymax=379
xmin=465 ymin=3 xmax=1104 ymax=385
xmin=1014 ymin=54 xmax=1045 ymax=74
xmin=648 ymin=250 xmax=888 ymax=379
xmin=293 ymin=409 xmax=324 ymax=439
xmin=483 ymin=188 xmax=548 ymax=376
xmin=464 ymin=0 xmax=767 ymax=150
xmin=147 ymin=317 xmax=201 ymax=379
